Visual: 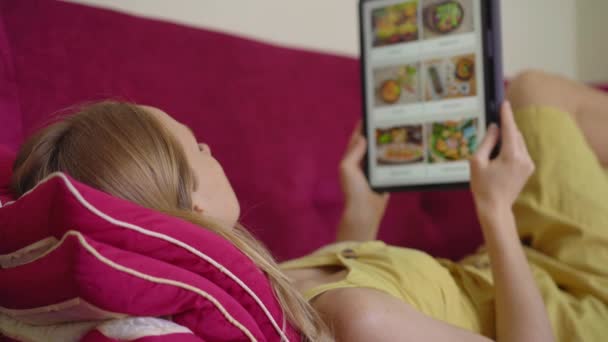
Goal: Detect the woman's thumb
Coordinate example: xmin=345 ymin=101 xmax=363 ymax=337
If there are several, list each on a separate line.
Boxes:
xmin=344 ymin=136 xmax=367 ymax=166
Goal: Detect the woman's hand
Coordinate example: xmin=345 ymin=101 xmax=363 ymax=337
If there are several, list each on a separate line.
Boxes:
xmin=470 ymin=102 xmax=535 ymax=213
xmin=469 ymin=102 xmax=555 ymax=342
xmin=337 ymin=121 xmax=389 ymax=242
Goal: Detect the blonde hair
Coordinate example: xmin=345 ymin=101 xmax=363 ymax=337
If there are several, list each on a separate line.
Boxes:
xmin=10 ymin=101 xmax=332 ymax=341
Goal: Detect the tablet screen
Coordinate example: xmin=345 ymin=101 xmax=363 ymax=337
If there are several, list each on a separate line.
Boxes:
xmin=362 ymin=0 xmax=488 ymax=189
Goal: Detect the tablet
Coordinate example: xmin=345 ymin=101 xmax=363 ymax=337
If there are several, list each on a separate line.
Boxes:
xmin=359 ymin=0 xmax=503 ymax=192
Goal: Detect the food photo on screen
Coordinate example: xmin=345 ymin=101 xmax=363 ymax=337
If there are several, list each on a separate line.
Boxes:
xmin=424 ymin=53 xmax=476 ymax=101
xmin=372 ymin=1 xmax=419 ymax=47
xmin=421 ymin=0 xmax=474 ymax=39
xmin=374 ymin=63 xmax=422 ymax=107
xmin=426 ymin=118 xmax=478 ymax=163
xmin=375 ymin=124 xmax=425 ymax=165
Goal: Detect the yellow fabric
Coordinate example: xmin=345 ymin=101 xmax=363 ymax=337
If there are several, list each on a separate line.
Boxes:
xmin=280 ymin=106 xmax=608 ymax=341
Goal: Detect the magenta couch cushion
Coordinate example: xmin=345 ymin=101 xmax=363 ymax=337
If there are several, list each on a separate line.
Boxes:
xmin=0 ymin=173 xmax=299 ymax=341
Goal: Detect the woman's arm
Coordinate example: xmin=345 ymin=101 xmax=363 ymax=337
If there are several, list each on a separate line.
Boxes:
xmin=317 ymin=102 xmax=554 ymax=342
xmin=314 ymin=287 xmax=494 ymax=342
xmin=336 ymin=122 xmax=389 ymax=242
xmin=470 ymin=102 xmax=555 ymax=342
xmin=478 ymin=207 xmax=554 ymax=342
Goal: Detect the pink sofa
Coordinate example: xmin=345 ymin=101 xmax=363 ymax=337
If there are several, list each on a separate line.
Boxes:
xmin=5 ymin=0 xmax=604 ymax=262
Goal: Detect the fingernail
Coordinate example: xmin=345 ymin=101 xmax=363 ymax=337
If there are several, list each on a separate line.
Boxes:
xmin=505 ymin=101 xmax=512 ymax=110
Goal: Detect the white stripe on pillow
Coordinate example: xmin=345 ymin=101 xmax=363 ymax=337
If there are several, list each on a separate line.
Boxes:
xmin=0 ymin=237 xmax=59 ymax=268
xmin=0 ymin=297 xmax=127 ymax=325
xmin=4 ymin=230 xmax=258 ymax=341
xmin=1 ymin=230 xmax=257 ymax=341
xmin=70 ymin=230 xmax=257 ymax=341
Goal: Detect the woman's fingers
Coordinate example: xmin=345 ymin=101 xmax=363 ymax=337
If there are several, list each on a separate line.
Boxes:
xmin=473 ymin=123 xmax=500 ymax=164
xmin=500 ymin=101 xmax=533 ymax=165
xmin=342 ymin=120 xmax=367 ymax=170
xmin=347 ymin=120 xmax=363 ymax=150
xmin=342 ymin=135 xmax=367 ymax=168
xmin=500 ymin=101 xmax=522 ymax=153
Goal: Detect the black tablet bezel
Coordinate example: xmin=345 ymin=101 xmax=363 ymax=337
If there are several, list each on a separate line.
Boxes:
xmin=359 ymin=0 xmax=504 ymax=192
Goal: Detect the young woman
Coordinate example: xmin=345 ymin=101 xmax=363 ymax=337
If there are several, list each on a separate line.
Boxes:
xmin=10 ymin=71 xmax=608 ymax=341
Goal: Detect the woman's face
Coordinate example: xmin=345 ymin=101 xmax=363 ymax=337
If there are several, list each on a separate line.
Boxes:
xmin=143 ymin=106 xmax=240 ymax=227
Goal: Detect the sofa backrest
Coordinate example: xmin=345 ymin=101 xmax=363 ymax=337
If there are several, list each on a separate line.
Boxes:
xmin=0 ymin=9 xmax=22 ymax=150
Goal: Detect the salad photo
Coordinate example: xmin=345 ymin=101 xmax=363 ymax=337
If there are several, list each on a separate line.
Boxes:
xmin=374 ymin=63 xmax=422 ymax=107
xmin=376 ymin=125 xmax=425 ymax=165
xmin=426 ymin=118 xmax=477 ymax=163
xmin=372 ymin=1 xmax=419 ymax=47
xmin=422 ymin=0 xmax=474 ymax=39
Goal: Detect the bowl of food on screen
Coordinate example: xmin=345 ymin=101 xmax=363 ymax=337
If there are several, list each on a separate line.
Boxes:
xmin=455 ymin=57 xmax=474 ymax=81
xmin=423 ymin=0 xmax=464 ymax=35
xmin=372 ymin=1 xmax=419 ymax=47
xmin=379 ymin=79 xmax=402 ymax=104
xmin=376 ymin=125 xmax=425 ymax=165
xmin=428 ymin=119 xmax=477 ymax=163
xmin=377 ymin=65 xmax=419 ymax=105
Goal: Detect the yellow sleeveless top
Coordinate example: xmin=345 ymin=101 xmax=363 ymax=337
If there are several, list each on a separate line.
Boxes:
xmin=281 ymin=240 xmax=486 ymax=333
xmin=280 ymin=107 xmax=608 ymax=342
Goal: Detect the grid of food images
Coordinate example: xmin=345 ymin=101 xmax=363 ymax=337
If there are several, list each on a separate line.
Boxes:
xmin=370 ymin=0 xmax=481 ymax=172
xmin=372 ymin=0 xmax=476 ymax=108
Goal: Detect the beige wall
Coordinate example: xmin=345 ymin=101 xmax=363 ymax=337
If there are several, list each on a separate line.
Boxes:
xmin=501 ymin=0 xmax=577 ymax=79
xmin=577 ymin=0 xmax=608 ymax=83
xmin=66 ymin=0 xmax=360 ymax=57
xmin=65 ymin=0 xmax=605 ymax=81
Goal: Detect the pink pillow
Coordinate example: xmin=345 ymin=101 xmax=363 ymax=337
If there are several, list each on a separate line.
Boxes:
xmin=0 ymin=172 xmax=300 ymax=341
